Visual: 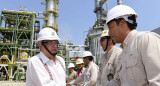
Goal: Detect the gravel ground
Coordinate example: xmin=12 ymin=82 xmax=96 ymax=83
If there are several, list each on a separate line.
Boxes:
xmin=0 ymin=81 xmax=26 ymax=86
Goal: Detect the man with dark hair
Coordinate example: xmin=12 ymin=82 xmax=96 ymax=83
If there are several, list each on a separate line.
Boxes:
xmin=67 ymin=51 xmax=99 ymax=86
xmin=75 ymin=59 xmax=85 ymax=86
xmin=96 ymin=30 xmax=121 ymax=86
xmin=103 ymin=5 xmax=160 ymax=86
xmin=66 ymin=63 xmax=77 ymax=86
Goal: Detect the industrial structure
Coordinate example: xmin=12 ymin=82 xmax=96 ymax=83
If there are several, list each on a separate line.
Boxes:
xmin=0 ymin=0 xmax=60 ymax=81
xmin=85 ymin=0 xmax=122 ymax=64
xmin=152 ymin=27 xmax=160 ymax=35
xmin=0 ymin=0 xmax=85 ymax=81
xmin=41 ymin=0 xmax=59 ymax=32
xmin=0 ymin=0 xmax=125 ymax=82
xmin=0 ymin=8 xmax=40 ymax=81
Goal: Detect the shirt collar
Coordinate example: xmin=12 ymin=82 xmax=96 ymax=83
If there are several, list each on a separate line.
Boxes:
xmin=122 ymin=30 xmax=138 ymax=48
xmin=107 ymin=46 xmax=115 ymax=58
xmin=88 ymin=61 xmax=93 ymax=67
xmin=38 ymin=51 xmax=59 ymax=64
xmin=38 ymin=51 xmax=50 ymax=64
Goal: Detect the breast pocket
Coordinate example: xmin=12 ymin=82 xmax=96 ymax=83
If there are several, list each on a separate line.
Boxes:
xmin=116 ymin=63 xmax=122 ymax=72
xmin=127 ymin=54 xmax=138 ymax=67
xmin=108 ymin=63 xmax=115 ymax=74
xmin=84 ymin=72 xmax=90 ymax=81
xmin=126 ymin=54 xmax=138 ymax=80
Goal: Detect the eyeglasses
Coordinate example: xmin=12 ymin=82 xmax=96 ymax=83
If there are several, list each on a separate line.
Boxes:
xmin=100 ymin=36 xmax=111 ymax=43
xmin=100 ymin=38 xmax=106 ymax=43
xmin=42 ymin=41 xmax=59 ymax=46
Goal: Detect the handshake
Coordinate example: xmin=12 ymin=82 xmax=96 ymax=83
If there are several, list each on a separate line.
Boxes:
xmin=66 ymin=83 xmax=70 ymax=86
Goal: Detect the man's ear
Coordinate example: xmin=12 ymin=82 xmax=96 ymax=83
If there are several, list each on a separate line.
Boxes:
xmin=38 ymin=42 xmax=42 ymax=48
xmin=119 ymin=19 xmax=126 ymax=26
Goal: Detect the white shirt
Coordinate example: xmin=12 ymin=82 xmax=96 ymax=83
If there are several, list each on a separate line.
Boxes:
xmin=70 ymin=61 xmax=99 ymax=86
xmin=26 ymin=52 xmax=66 ymax=86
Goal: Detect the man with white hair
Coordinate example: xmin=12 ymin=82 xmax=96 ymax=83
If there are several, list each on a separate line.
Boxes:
xmin=26 ymin=27 xmax=65 ymax=86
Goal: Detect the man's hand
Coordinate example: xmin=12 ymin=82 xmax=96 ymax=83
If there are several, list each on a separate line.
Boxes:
xmin=66 ymin=83 xmax=70 ymax=86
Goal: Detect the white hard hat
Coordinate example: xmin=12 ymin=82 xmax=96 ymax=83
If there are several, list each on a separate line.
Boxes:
xmin=82 ymin=51 xmax=93 ymax=58
xmin=100 ymin=30 xmax=110 ymax=38
xmin=106 ymin=5 xmax=137 ymax=24
xmin=37 ymin=27 xmax=60 ymax=42
xmin=103 ymin=24 xmax=109 ymax=30
xmin=76 ymin=59 xmax=84 ymax=64
xmin=68 ymin=63 xmax=75 ymax=68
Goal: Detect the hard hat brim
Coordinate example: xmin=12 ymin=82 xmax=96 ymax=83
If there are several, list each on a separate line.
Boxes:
xmin=37 ymin=37 xmax=60 ymax=42
xmin=76 ymin=62 xmax=84 ymax=65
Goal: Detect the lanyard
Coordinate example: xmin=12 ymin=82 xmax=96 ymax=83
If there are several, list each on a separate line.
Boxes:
xmin=39 ymin=58 xmax=53 ymax=80
xmin=58 ymin=59 xmax=65 ymax=71
xmin=39 ymin=57 xmax=65 ymax=80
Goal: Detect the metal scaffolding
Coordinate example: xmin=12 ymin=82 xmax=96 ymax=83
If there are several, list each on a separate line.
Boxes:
xmin=0 ymin=9 xmax=40 ymax=81
xmin=58 ymin=42 xmax=85 ymax=74
xmin=85 ymin=0 xmax=123 ymax=65
xmin=58 ymin=41 xmax=86 ymax=67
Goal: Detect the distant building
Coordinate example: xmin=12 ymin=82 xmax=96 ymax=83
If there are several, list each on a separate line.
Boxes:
xmin=152 ymin=27 xmax=160 ymax=35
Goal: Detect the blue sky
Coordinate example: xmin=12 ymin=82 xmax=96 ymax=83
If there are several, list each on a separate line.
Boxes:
xmin=0 ymin=0 xmax=160 ymax=45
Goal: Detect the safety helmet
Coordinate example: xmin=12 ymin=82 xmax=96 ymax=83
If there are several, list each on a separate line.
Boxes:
xmin=100 ymin=30 xmax=110 ymax=38
xmin=67 ymin=63 xmax=75 ymax=68
xmin=103 ymin=24 xmax=109 ymax=30
xmin=82 ymin=51 xmax=93 ymax=58
xmin=106 ymin=5 xmax=137 ymax=24
xmin=76 ymin=59 xmax=84 ymax=64
xmin=37 ymin=27 xmax=60 ymax=42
